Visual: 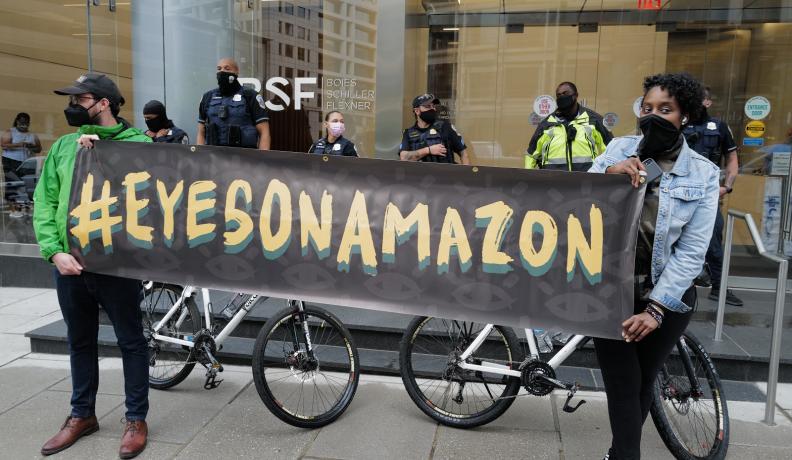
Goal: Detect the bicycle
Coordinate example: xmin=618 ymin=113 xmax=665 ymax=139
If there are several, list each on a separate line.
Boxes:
xmin=399 ymin=318 xmax=729 ymax=460
xmin=139 ymin=281 xmax=360 ymax=428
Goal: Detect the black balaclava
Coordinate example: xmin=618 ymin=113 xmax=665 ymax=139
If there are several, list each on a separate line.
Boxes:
xmin=143 ymin=100 xmax=174 ymax=132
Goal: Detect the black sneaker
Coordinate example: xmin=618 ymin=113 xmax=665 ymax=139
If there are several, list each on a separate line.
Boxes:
xmin=708 ymin=288 xmax=744 ymax=307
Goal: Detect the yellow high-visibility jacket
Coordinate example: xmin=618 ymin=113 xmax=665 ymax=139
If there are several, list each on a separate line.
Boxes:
xmin=525 ymin=107 xmax=613 ymax=171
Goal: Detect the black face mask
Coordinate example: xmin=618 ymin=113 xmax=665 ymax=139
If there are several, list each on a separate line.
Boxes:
xmin=639 ymin=114 xmax=681 ymax=158
xmin=418 ymin=109 xmax=437 ymax=125
xmin=145 ymin=117 xmax=167 ymax=133
xmin=217 ymin=71 xmax=239 ymax=93
xmin=556 ymin=94 xmax=576 ymax=112
xmin=64 ymin=100 xmax=100 ymax=127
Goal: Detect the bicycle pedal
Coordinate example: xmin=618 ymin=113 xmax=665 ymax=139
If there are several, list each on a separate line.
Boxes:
xmin=562 ymin=391 xmax=586 ymax=413
xmin=204 ymin=375 xmax=223 ymax=390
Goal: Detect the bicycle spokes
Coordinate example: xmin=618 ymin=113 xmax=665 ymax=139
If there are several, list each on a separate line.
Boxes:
xmin=257 ymin=309 xmax=357 ymax=422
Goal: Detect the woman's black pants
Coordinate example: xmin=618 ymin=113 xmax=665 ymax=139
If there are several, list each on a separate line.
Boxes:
xmin=593 ymin=287 xmax=695 ymax=460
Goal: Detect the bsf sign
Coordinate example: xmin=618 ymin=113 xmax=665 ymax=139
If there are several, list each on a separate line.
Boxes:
xmin=744 ymin=96 xmax=771 ymax=120
xmin=745 ymin=120 xmax=766 ymax=138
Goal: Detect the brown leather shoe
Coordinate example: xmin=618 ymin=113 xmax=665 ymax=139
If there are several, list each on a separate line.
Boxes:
xmin=41 ymin=415 xmax=99 ymax=456
xmin=119 ymin=419 xmax=147 ymax=459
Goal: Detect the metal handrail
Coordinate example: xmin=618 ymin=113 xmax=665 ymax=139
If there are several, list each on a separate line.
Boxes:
xmin=714 ymin=209 xmax=788 ymax=426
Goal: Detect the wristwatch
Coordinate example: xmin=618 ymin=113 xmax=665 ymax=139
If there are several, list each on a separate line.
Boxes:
xmin=725 ymin=186 xmax=733 ymax=194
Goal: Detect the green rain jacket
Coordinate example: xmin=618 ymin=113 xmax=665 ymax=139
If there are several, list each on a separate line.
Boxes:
xmin=33 ymin=123 xmax=151 ymax=262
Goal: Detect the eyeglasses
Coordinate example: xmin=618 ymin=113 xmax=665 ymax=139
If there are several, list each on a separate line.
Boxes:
xmin=68 ymin=95 xmax=97 ymax=105
xmin=420 ymin=103 xmax=435 ymax=110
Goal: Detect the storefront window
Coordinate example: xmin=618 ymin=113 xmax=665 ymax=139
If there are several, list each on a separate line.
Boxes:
xmin=0 ymin=0 xmax=131 ymax=248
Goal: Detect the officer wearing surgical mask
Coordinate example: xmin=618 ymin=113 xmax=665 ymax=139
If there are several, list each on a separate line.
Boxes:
xmin=399 ymin=93 xmax=469 ymax=165
xmin=525 ymin=81 xmax=612 ymax=171
xmin=308 ymin=111 xmax=358 ymax=156
xmin=143 ymin=100 xmax=189 ymax=144
xmin=196 ymin=57 xmax=270 ymax=150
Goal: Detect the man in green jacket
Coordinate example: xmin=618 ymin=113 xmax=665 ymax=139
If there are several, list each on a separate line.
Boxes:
xmin=33 ymin=73 xmax=151 ymax=459
xmin=525 ymin=81 xmax=612 ymax=171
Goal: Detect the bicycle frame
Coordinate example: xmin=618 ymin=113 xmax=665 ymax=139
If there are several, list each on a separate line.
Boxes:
xmin=456 ymin=325 xmax=587 ymax=378
xmin=148 ymin=284 xmax=267 ymax=349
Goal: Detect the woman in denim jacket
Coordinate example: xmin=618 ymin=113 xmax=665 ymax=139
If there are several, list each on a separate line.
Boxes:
xmin=589 ymin=73 xmax=720 ymax=460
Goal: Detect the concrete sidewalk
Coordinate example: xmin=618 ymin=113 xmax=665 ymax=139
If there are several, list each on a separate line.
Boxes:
xmin=2 ymin=287 xmax=792 ymax=459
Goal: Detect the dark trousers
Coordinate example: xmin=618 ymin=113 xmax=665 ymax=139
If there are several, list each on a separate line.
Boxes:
xmin=593 ymin=288 xmax=695 ymax=460
xmin=2 ymin=156 xmax=22 ymax=177
xmin=706 ymin=210 xmax=725 ymax=290
xmin=56 ymin=271 xmax=149 ymax=421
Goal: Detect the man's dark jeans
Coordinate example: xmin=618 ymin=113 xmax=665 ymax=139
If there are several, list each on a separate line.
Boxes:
xmin=706 ymin=209 xmax=725 ymax=289
xmin=56 ymin=271 xmax=148 ymax=421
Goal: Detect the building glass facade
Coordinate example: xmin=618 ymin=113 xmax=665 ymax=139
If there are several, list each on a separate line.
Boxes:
xmin=2 ymin=0 xmax=792 ymax=286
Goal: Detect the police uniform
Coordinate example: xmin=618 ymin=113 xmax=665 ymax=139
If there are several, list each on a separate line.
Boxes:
xmin=683 ymin=112 xmax=739 ymax=301
xmin=198 ymin=86 xmax=268 ymax=148
xmin=682 ymin=115 xmax=736 ymax=167
xmin=308 ymin=136 xmax=358 ymax=156
xmin=399 ymin=120 xmax=466 ymax=164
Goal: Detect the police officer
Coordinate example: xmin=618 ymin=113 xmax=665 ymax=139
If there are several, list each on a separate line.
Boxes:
xmin=399 ymin=93 xmax=469 ymax=165
xmin=196 ymin=57 xmax=270 ymax=149
xmin=683 ymin=86 xmax=742 ymax=306
xmin=525 ymin=81 xmax=612 ymax=171
xmin=308 ymin=111 xmax=358 ymax=156
xmin=143 ymin=100 xmax=189 ymax=144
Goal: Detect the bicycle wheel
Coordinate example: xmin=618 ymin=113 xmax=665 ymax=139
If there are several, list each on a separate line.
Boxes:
xmin=399 ymin=316 xmax=523 ymax=428
xmin=252 ymin=303 xmax=360 ymax=428
xmin=140 ymin=282 xmax=201 ymax=390
xmin=651 ymin=331 xmax=729 ymax=460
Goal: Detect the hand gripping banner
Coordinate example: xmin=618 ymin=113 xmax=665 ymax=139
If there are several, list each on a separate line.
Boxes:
xmin=67 ymin=142 xmax=644 ymax=339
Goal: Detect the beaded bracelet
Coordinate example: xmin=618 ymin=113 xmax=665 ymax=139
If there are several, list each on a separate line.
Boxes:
xmin=644 ymin=304 xmax=664 ymax=328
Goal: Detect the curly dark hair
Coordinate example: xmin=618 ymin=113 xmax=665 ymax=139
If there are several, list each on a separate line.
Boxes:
xmin=642 ymin=73 xmax=704 ymax=121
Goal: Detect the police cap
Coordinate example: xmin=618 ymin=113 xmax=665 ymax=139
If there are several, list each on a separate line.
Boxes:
xmin=412 ymin=93 xmax=440 ymax=108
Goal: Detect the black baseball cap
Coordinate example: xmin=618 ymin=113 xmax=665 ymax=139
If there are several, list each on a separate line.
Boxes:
xmin=412 ymin=93 xmax=440 ymax=108
xmin=54 ymin=73 xmax=125 ymax=106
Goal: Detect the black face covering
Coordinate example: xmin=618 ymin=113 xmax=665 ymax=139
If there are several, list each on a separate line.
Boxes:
xmin=638 ymin=114 xmax=682 ymax=158
xmin=217 ymin=71 xmax=240 ymax=94
xmin=145 ymin=117 xmax=167 ymax=132
xmin=418 ymin=109 xmax=437 ymax=125
xmin=556 ymin=94 xmax=576 ymax=112
xmin=143 ymin=100 xmax=173 ymax=132
xmin=64 ymin=100 xmax=100 ymax=127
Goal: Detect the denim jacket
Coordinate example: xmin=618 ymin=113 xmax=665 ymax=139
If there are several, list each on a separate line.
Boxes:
xmin=589 ymin=135 xmax=720 ymax=313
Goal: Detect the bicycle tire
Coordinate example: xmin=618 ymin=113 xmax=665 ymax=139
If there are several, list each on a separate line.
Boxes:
xmin=399 ymin=316 xmax=523 ymax=428
xmin=651 ymin=331 xmax=729 ymax=460
xmin=141 ymin=283 xmax=201 ymax=390
xmin=252 ymin=303 xmax=360 ymax=428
